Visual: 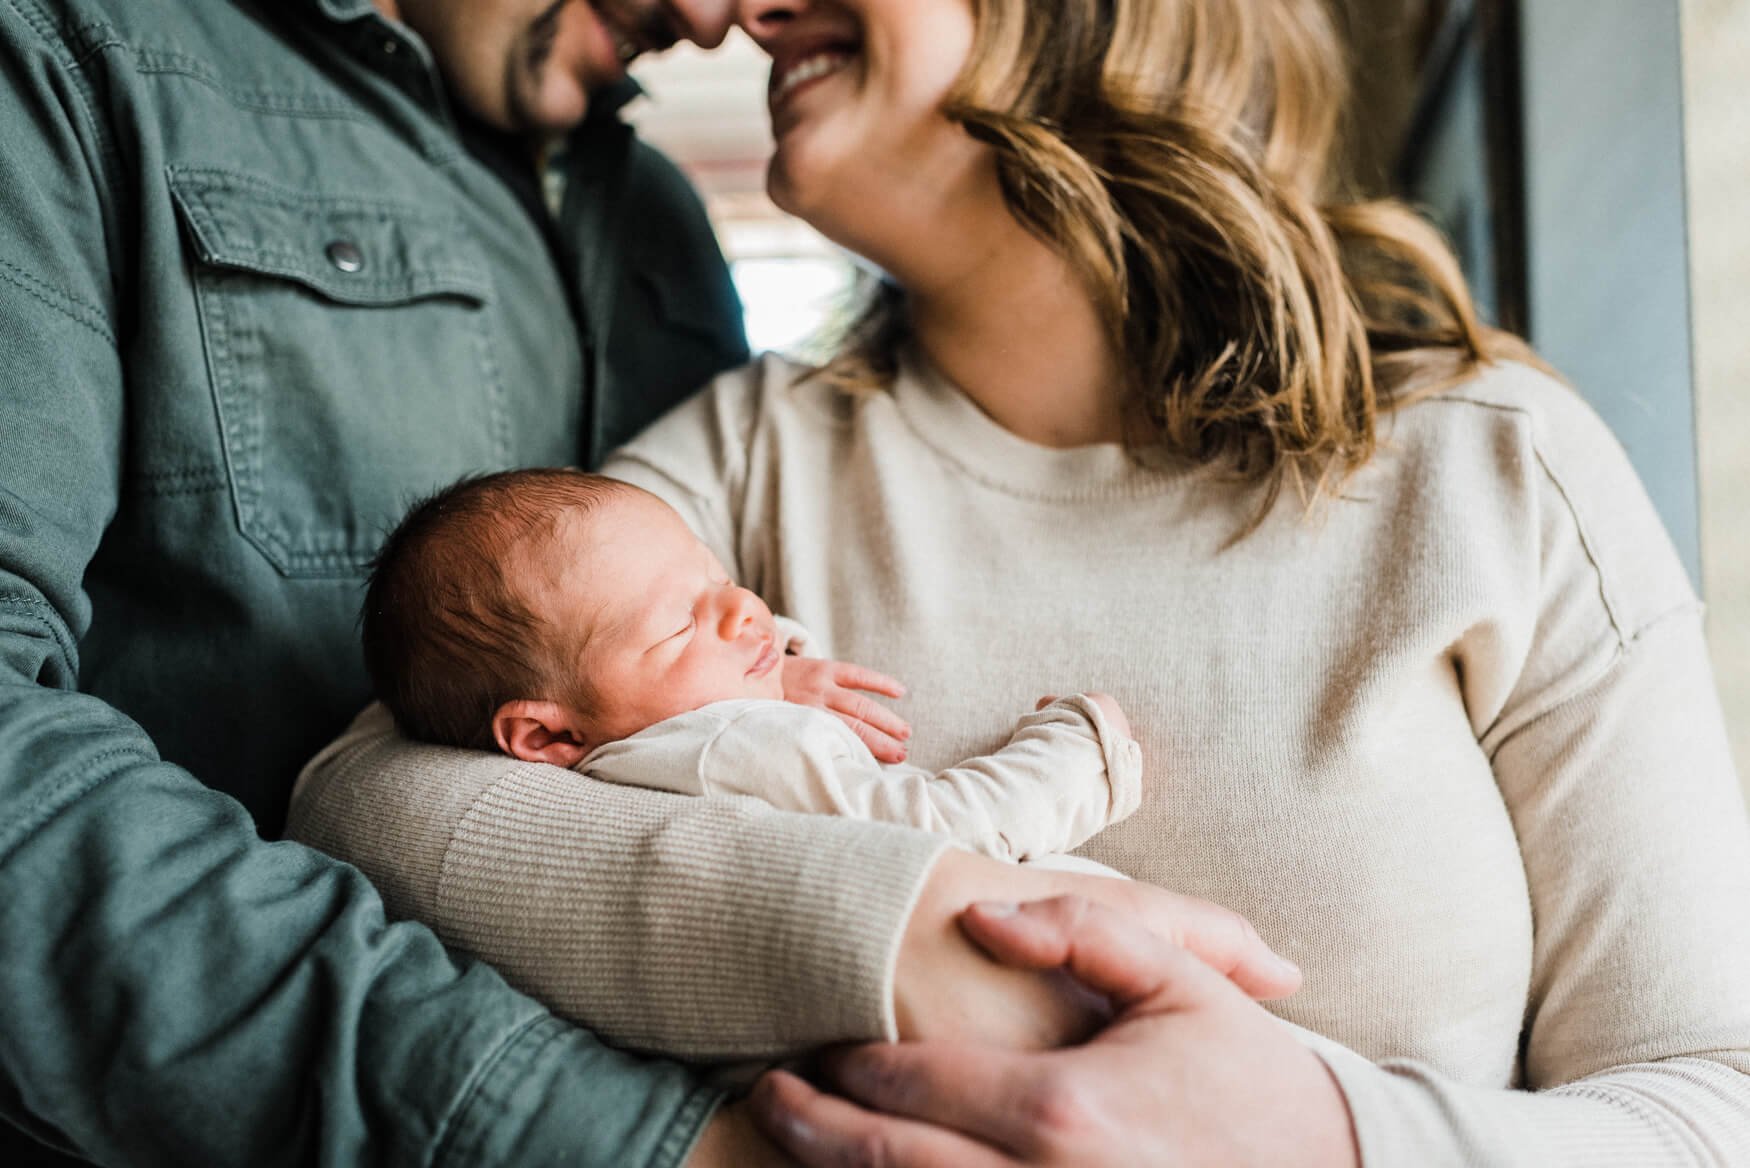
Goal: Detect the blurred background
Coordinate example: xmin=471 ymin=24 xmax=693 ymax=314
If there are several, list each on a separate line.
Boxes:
xmin=628 ymin=0 xmax=1750 ymax=797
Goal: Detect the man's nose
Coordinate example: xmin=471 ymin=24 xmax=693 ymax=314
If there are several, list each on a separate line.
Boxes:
xmin=669 ymin=0 xmax=737 ymax=49
xmin=735 ymin=0 xmax=806 ymax=49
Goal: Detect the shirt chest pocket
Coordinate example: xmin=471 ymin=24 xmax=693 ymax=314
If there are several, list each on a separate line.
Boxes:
xmin=169 ymin=167 xmax=513 ymax=578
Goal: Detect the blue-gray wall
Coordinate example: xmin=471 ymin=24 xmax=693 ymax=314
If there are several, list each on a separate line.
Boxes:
xmin=1518 ymin=0 xmax=1700 ymax=585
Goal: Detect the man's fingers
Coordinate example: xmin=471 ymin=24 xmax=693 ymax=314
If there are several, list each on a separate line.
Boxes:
xmin=830 ymin=663 xmax=907 ymax=699
xmin=959 ymin=896 xmax=1234 ymax=1015
xmin=750 ymin=1068 xmax=1014 ymax=1168
xmin=1129 ymin=890 xmax=1302 ymax=1001
xmin=818 ymin=1042 xmax=1057 ymax=1158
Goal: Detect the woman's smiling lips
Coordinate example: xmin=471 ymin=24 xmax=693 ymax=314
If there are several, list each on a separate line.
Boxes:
xmin=770 ymin=49 xmax=854 ymax=107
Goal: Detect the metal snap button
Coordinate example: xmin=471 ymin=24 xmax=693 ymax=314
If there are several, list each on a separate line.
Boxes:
xmin=325 ymin=240 xmax=364 ymax=273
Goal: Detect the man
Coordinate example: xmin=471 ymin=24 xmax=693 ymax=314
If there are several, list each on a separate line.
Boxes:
xmin=0 ymin=0 xmax=809 ymax=1162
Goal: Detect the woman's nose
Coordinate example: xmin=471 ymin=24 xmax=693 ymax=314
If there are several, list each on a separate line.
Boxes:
xmin=669 ymin=0 xmax=736 ymax=50
xmin=736 ymin=0 xmax=806 ymax=49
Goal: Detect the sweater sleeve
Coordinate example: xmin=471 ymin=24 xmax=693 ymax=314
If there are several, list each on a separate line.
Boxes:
xmin=1316 ymin=611 xmax=1750 ymax=1166
xmin=674 ymin=696 xmax=1142 ymax=861
xmin=1313 ymin=379 xmax=1750 ymax=1166
xmin=288 ymin=704 xmax=950 ymax=1062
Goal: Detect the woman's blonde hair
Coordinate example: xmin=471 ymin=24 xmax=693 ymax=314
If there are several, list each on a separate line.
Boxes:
xmin=825 ymin=0 xmax=1543 ymax=515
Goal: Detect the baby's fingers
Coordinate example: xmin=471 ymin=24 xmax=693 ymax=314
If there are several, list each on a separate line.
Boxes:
xmin=827 ymin=693 xmax=912 ymax=763
xmin=831 ymin=662 xmax=907 ymax=699
xmin=830 ymin=690 xmax=912 ymax=743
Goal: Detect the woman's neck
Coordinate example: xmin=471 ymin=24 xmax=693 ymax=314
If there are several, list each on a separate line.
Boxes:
xmin=898 ymin=212 xmax=1125 ymax=450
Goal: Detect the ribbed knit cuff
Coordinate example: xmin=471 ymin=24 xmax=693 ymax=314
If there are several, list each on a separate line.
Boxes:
xmin=1053 ymin=694 xmax=1143 ymax=823
xmin=1304 ymin=1034 xmax=1719 ymax=1167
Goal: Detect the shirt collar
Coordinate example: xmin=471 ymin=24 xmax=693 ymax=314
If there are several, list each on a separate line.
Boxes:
xmin=590 ymin=77 xmax=645 ymax=120
xmin=310 ymin=0 xmax=378 ymax=20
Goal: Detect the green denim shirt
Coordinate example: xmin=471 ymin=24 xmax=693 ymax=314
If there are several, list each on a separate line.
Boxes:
xmin=0 ymin=0 xmax=748 ymax=1163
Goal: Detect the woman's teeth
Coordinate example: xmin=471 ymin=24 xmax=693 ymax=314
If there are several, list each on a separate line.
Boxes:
xmin=773 ymin=52 xmax=852 ymax=103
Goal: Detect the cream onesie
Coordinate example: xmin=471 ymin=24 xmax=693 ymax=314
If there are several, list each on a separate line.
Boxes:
xmin=577 ymin=687 xmax=1141 ymax=866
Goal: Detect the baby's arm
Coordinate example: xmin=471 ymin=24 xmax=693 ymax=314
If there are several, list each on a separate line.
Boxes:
xmin=770 ymin=616 xmax=913 ymax=763
xmin=611 ymin=695 xmax=1143 ymax=861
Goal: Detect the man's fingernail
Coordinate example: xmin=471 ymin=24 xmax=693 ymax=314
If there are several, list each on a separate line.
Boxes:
xmin=1272 ymin=954 xmax=1302 ymax=977
xmin=977 ymin=901 xmax=1020 ymax=917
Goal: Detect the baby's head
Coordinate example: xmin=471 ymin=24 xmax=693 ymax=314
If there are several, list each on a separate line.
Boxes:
xmin=363 ymin=468 xmax=785 ymax=766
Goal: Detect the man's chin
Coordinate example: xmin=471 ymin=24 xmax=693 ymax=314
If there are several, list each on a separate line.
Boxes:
xmin=507 ymin=75 xmax=593 ymax=138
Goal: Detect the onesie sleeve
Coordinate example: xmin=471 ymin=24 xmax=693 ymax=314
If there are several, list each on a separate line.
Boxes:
xmin=692 ymin=696 xmax=1141 ymax=861
xmin=1309 ymin=371 xmax=1750 ymax=1166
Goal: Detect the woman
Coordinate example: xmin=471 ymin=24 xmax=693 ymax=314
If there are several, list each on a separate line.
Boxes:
xmin=298 ymin=0 xmax=1750 ymax=1162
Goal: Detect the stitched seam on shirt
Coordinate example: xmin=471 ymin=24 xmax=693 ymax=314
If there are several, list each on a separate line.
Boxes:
xmin=1558 ymin=1082 xmax=1708 ymax=1162
xmin=133 ymin=52 xmax=380 ymax=123
xmin=0 ymin=594 xmax=80 ymax=682
xmin=0 ymin=748 xmax=139 ymax=867
xmin=2 ymin=0 xmax=61 ymax=54
xmin=170 ymin=166 xmax=463 ymax=221
xmin=1421 ymin=393 xmax=1636 ymax=645
xmin=690 ymin=714 xmax=743 ymax=797
xmin=1527 ymin=440 xmax=1630 ymax=645
xmin=0 ymin=255 xmax=117 ymax=348
xmin=8 ymin=10 xmax=376 ymax=125
xmin=428 ymin=1013 xmax=551 ymax=1168
xmin=3 ymin=2 xmax=131 ymax=315
xmin=887 ymin=393 xmax=1193 ymax=504
xmin=130 ymin=466 xmax=228 ymax=496
xmin=1482 ymin=602 xmax=1703 ymax=763
xmin=646 ymin=1087 xmax=724 ymax=1168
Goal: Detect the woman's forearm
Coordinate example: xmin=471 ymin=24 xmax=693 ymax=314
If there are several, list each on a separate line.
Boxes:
xmin=288 ymin=704 xmax=947 ymax=1060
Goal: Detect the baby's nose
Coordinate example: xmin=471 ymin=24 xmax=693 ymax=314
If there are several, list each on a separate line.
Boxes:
xmin=717 ymin=587 xmax=765 ymax=638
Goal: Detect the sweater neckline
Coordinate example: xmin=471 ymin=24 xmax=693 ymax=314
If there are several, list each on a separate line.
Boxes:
xmin=889 ymin=346 xmax=1202 ymax=501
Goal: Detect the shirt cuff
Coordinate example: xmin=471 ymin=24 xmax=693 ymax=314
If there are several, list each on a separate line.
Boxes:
xmin=437 ymin=1014 xmax=723 ymax=1168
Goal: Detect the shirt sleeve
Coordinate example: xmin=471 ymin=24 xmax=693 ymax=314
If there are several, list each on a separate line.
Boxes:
xmin=0 ymin=18 xmax=720 ymax=1167
xmin=667 ymin=696 xmax=1141 ymax=862
xmin=1310 ymin=379 xmax=1750 ymax=1166
xmin=289 ymin=704 xmax=950 ymax=1062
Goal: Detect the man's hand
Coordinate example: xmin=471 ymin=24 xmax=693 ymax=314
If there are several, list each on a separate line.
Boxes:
xmin=751 ymin=897 xmax=1358 ymax=1168
xmin=782 ymin=657 xmax=912 ymax=762
xmin=889 ymin=851 xmax=1299 ymax=1049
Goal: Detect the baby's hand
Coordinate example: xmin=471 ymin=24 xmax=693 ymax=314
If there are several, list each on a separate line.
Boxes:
xmin=783 ymin=657 xmax=912 ymax=763
xmin=1036 ymin=691 xmax=1132 ymax=741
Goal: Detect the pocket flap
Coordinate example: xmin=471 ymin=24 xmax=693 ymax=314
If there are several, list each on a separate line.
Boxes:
xmin=168 ymin=167 xmax=491 ymax=307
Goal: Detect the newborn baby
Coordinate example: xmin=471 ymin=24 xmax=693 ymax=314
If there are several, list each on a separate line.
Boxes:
xmin=362 ymin=467 xmax=1141 ymax=863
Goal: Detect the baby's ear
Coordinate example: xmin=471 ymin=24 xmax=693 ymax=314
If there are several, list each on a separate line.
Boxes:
xmin=493 ymin=700 xmax=591 ymax=767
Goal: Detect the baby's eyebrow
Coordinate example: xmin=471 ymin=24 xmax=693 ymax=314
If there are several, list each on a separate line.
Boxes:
xmin=583 ymin=595 xmax=637 ymax=650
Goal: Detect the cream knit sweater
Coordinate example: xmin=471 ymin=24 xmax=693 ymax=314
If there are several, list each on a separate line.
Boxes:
xmin=291 ymin=350 xmax=1750 ymax=1165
